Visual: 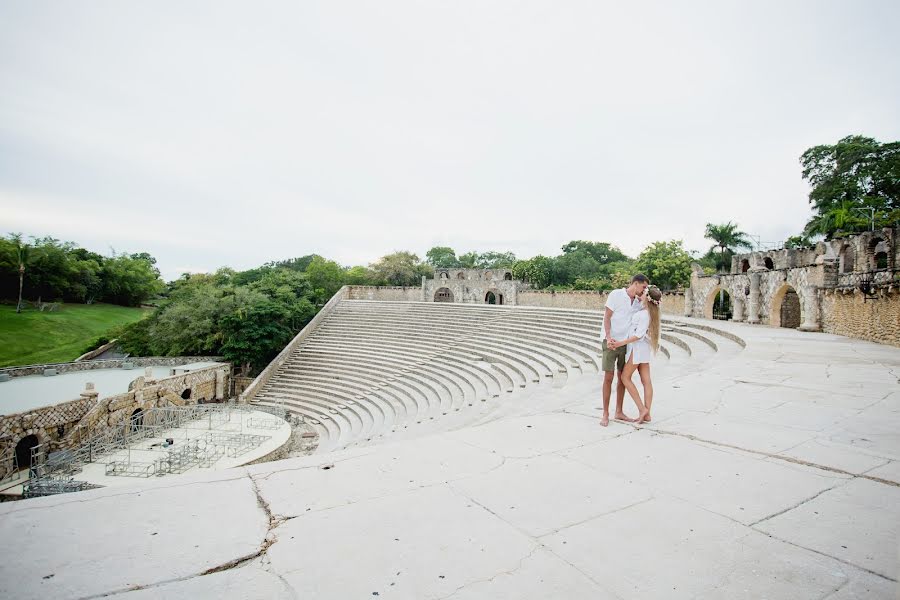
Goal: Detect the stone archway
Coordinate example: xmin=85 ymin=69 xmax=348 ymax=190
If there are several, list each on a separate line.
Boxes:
xmin=741 ymin=259 xmax=750 ymax=273
xmin=14 ymin=434 xmax=39 ymax=472
xmin=434 ymin=287 xmax=454 ymax=302
xmin=703 ymin=286 xmax=727 ymax=320
xmin=712 ymin=289 xmax=732 ymax=320
xmin=504 ymin=272 xmax=512 ymax=280
xmin=770 ymin=284 xmax=802 ymax=328
xmin=764 ymin=257 xmax=775 ymax=270
xmin=485 ymin=291 xmax=497 ymax=304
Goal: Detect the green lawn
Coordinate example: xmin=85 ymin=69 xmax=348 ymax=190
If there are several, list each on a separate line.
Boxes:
xmin=0 ymin=303 xmax=151 ymax=367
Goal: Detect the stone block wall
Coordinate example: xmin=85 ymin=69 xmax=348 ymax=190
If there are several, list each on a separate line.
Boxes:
xmin=0 ymin=357 xmax=224 ymax=379
xmin=346 ymin=286 xmax=422 ymax=302
xmin=517 ymin=290 xmax=685 ymax=316
xmin=821 ymin=288 xmax=900 ymax=347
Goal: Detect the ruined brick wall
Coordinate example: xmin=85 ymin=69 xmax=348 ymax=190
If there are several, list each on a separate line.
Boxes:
xmin=0 ymin=357 xmax=224 ymax=379
xmin=0 ymin=365 xmax=230 ymax=480
xmin=821 ymin=288 xmax=900 ymax=347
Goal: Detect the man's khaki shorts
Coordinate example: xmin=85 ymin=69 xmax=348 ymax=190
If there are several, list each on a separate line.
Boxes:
xmin=601 ymin=339 xmax=627 ymax=373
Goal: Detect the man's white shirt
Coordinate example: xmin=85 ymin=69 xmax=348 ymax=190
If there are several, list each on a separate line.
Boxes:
xmin=603 ymin=288 xmax=640 ymax=341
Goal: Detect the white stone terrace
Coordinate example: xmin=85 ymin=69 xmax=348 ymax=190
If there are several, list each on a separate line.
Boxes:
xmin=1 ymin=315 xmax=898 ymax=599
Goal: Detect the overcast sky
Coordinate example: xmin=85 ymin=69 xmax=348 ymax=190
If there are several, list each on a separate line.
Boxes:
xmin=2 ymin=1 xmax=899 ymax=281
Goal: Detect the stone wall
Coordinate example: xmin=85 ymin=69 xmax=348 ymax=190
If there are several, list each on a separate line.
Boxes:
xmin=345 ymin=286 xmax=422 ymax=302
xmin=821 ymin=288 xmax=900 ymax=347
xmin=0 ymin=357 xmax=225 ymax=379
xmin=517 ymin=290 xmax=685 ymax=316
xmin=0 ymin=365 xmax=230 ymax=481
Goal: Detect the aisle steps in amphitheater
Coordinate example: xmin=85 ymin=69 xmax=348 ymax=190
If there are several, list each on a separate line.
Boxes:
xmin=252 ymin=300 xmax=744 ymax=452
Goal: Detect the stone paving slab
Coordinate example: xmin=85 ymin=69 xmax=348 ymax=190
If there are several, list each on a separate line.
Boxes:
xmin=1 ymin=319 xmax=898 ymax=599
xmin=755 ymin=478 xmax=900 ymax=580
xmin=266 ymin=484 xmax=538 ymax=598
xmin=542 ymin=496 xmax=880 ymax=600
xmin=0 ymin=475 xmax=267 ymax=600
xmin=562 ymin=430 xmax=844 ymax=526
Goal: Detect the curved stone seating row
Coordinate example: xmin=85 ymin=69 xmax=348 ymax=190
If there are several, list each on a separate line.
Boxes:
xmin=250 ymin=301 xmax=745 ymax=452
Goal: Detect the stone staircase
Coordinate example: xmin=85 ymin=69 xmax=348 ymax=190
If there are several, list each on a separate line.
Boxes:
xmin=249 ymin=299 xmax=745 ymax=452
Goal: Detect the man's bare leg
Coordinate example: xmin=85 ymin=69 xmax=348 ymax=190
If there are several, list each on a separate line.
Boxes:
xmin=601 ymin=370 xmax=614 ymax=426
xmin=614 ymin=369 xmax=635 ymax=422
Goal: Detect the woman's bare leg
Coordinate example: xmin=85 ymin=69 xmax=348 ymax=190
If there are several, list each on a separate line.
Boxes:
xmin=620 ymin=358 xmax=648 ymax=423
xmin=638 ymin=363 xmax=653 ymax=422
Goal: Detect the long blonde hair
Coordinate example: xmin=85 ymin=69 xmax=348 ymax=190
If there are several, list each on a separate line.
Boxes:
xmin=647 ymin=286 xmax=662 ymax=353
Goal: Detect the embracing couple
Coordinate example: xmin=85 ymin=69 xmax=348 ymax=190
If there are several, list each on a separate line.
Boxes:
xmin=600 ymin=274 xmax=662 ymax=427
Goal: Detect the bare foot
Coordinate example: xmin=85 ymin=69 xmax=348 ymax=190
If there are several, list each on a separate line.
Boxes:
xmin=600 ymin=413 xmax=609 ymax=427
xmin=614 ymin=413 xmax=635 ymax=423
xmin=636 ymin=410 xmax=650 ymax=424
xmin=644 ymin=414 xmax=652 ymax=423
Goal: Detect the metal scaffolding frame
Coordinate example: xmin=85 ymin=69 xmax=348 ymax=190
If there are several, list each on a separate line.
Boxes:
xmin=12 ymin=403 xmax=284 ymax=498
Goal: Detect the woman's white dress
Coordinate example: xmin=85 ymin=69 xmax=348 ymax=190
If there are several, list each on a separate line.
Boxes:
xmin=626 ymin=309 xmax=653 ymax=365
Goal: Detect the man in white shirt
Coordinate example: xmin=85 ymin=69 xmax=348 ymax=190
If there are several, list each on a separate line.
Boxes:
xmin=600 ymin=274 xmax=649 ymax=426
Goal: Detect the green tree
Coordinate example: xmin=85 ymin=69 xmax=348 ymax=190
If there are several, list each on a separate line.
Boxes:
xmin=560 ymin=241 xmax=629 ymax=264
xmin=305 ymin=256 xmax=345 ymax=304
xmin=634 ymin=240 xmax=692 ymax=291
xmin=220 ymin=297 xmax=296 ymax=375
xmin=475 ymin=251 xmax=517 ymax=269
xmin=425 ymin=246 xmax=460 ymax=268
xmin=371 ymin=251 xmax=430 ymax=286
xmin=704 ymin=222 xmax=752 ymax=272
xmin=801 ymin=135 xmax=900 ymax=238
xmin=8 ymin=234 xmax=31 ymax=312
xmin=457 ymin=251 xmax=479 ymax=268
xmin=513 ymin=256 xmax=553 ymax=288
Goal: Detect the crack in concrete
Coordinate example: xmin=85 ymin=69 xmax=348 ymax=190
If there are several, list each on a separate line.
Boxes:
xmin=434 ymin=544 xmax=543 ymax=600
xmin=1 ymin=473 xmax=250 ymax=516
xmin=645 ymin=427 xmax=900 ymax=488
xmin=748 ymin=481 xmax=846 ymax=527
xmin=74 ymin=473 xmax=286 ymax=599
xmin=753 ymin=529 xmax=898 ymax=584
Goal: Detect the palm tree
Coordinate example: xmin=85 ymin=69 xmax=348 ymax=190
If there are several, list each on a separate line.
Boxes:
xmin=804 ymin=200 xmax=869 ymax=239
xmin=10 ymin=234 xmax=30 ymax=313
xmin=704 ymin=222 xmax=752 ymax=271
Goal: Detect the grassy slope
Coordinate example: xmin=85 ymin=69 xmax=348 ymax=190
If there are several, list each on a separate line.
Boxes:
xmin=0 ymin=303 xmax=151 ymax=367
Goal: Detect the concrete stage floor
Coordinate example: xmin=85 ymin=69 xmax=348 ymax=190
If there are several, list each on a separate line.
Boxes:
xmin=1 ymin=319 xmax=898 ymax=599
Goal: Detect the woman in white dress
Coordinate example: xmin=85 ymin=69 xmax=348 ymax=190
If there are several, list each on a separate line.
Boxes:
xmin=610 ymin=286 xmax=662 ymax=424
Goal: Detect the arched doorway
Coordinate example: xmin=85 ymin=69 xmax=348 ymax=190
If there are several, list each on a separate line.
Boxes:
xmin=771 ymin=284 xmax=802 ymax=328
xmin=840 ymin=244 xmax=855 ymax=273
xmin=867 ymin=238 xmax=892 ymax=270
xmin=764 ymin=257 xmax=775 ymax=270
xmin=130 ymin=408 xmax=144 ymax=432
xmin=14 ymin=434 xmax=39 ymax=472
xmin=181 ymin=388 xmax=192 ymax=400
xmin=504 ymin=272 xmax=512 ymax=280
xmin=485 ymin=291 xmax=497 ymax=304
xmin=703 ymin=286 xmax=730 ymax=320
xmin=712 ymin=289 xmax=732 ymax=321
xmin=434 ymin=288 xmax=454 ymax=302
xmin=741 ymin=260 xmax=750 ymax=273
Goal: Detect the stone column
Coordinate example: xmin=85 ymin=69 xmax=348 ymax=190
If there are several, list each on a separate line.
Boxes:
xmin=215 ymin=369 xmax=226 ymax=400
xmin=799 ymin=292 xmax=821 ymax=332
xmin=732 ymin=296 xmax=745 ymax=322
xmin=421 ymin=276 xmax=427 ymax=301
xmin=747 ymin=272 xmax=761 ymax=324
xmin=683 ymin=288 xmax=693 ymax=317
xmin=80 ymin=382 xmax=99 ymax=402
